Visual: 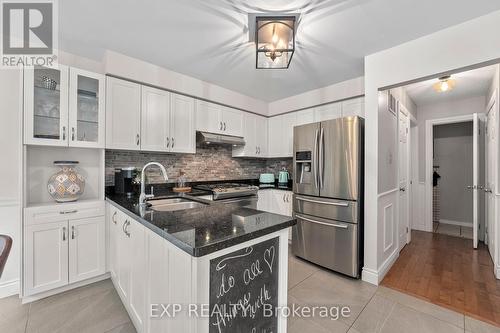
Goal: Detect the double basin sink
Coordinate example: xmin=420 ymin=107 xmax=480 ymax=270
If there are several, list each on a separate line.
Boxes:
xmin=147 ymin=197 xmax=207 ymax=212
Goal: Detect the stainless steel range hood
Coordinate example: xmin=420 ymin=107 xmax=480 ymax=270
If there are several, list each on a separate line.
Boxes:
xmin=196 ymin=131 xmax=245 ymax=146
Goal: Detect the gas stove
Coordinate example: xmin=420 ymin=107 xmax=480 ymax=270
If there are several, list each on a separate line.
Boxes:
xmin=193 ymin=183 xmax=259 ymax=200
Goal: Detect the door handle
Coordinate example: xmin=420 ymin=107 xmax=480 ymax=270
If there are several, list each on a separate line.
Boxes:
xmin=296 ymin=214 xmax=348 ymax=229
xmin=136 ymin=134 xmax=140 ymax=146
xmin=112 ymin=211 xmax=117 ymax=224
xmin=124 ymin=221 xmax=131 ymax=237
xmin=60 ymin=209 xmax=78 ymax=215
xmin=166 ymin=137 xmax=170 ymax=148
xmin=256 ymin=146 xmax=258 ymax=154
xmin=485 ymin=188 xmax=493 ymax=193
xmin=258 ymin=147 xmax=261 ymax=154
xmin=71 ymin=127 xmax=75 ymax=141
xmin=319 ymin=127 xmax=325 ymax=188
xmin=314 ymin=129 xmax=319 ymax=188
xmin=296 ymin=196 xmax=349 ymax=207
xmin=220 ymin=121 xmax=223 ymax=130
xmin=62 ymin=227 xmax=66 ymax=241
xmin=223 ymin=122 xmax=226 ymax=131
xmin=399 ymin=187 xmax=406 ymax=192
xmin=171 ymin=137 xmax=174 ymax=148
xmin=283 ymin=194 xmax=286 ymax=202
xmin=71 ymin=226 xmax=75 ymax=239
xmin=62 ymin=126 xmax=66 ymax=140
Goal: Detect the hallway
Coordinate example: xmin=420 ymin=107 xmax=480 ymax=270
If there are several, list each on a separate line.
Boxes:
xmin=382 ymin=230 xmax=500 ymax=327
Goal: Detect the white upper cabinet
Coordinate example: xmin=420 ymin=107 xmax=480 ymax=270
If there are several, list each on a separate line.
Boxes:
xmin=195 ymin=100 xmax=222 ymax=133
xmin=221 ymin=106 xmax=243 ymax=136
xmin=24 ymin=65 xmax=105 ymax=148
xmin=342 ymin=97 xmax=365 ymax=117
xmin=295 ymin=109 xmax=315 ymax=126
xmin=170 ymin=94 xmax=195 ymax=153
xmin=140 ymin=86 xmax=170 ymax=152
xmin=268 ymin=112 xmax=296 ymax=158
xmin=232 ymin=113 xmax=267 ymax=157
xmin=106 ymin=77 xmax=142 ymax=150
xmin=314 ymin=102 xmax=342 ymax=122
xmin=195 ymin=100 xmax=243 ymax=136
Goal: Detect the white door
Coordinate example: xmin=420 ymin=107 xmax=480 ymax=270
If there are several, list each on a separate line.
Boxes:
xmin=314 ymin=102 xmax=342 ymax=122
xmin=398 ymin=107 xmax=410 ymax=251
xmin=128 ymin=220 xmax=146 ymax=331
xmin=170 ymin=94 xmax=196 ymax=153
xmin=24 ymin=221 xmax=69 ymax=296
xmin=485 ymin=97 xmax=497 ymax=257
xmin=116 ymin=213 xmax=131 ymax=300
xmin=68 ymin=68 xmax=105 ymax=148
xmin=106 ymin=77 xmax=142 ymax=150
xmin=255 ymin=115 xmax=268 ymax=156
xmin=141 ymin=86 xmax=170 ymax=152
xmin=295 ymin=109 xmax=315 ymax=126
xmin=473 ymin=113 xmax=486 ymax=249
xmin=108 ymin=207 xmax=119 ymax=279
xmin=222 ymin=107 xmax=243 ymax=137
xmin=24 ymin=65 xmax=69 ymax=146
xmin=195 ymin=100 xmax=222 ymax=133
xmin=68 ymin=216 xmax=105 ymax=283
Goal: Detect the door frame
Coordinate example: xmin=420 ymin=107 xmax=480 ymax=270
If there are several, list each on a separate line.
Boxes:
xmin=398 ymin=104 xmax=411 ymax=249
xmin=425 ymin=114 xmax=474 ymax=233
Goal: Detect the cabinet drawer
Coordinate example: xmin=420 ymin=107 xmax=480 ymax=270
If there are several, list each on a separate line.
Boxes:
xmin=25 ymin=201 xmax=105 ymax=226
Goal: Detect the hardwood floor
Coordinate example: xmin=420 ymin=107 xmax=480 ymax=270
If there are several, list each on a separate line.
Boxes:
xmin=382 ymin=230 xmax=500 ymax=327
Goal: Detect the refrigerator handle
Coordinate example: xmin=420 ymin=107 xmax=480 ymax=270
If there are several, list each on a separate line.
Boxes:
xmin=314 ymin=128 xmax=319 ymax=188
xmin=319 ymin=127 xmax=325 ymax=188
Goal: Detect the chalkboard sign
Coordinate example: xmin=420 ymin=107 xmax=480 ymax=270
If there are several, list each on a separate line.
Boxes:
xmin=209 ymin=237 xmax=279 ymax=333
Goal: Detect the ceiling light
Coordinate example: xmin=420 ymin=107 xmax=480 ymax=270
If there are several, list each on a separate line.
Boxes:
xmin=433 ymin=75 xmax=456 ymax=93
xmin=255 ymin=16 xmax=295 ymax=69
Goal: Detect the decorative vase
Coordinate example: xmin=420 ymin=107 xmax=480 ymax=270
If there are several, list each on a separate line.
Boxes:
xmin=47 ymin=161 xmax=85 ymax=202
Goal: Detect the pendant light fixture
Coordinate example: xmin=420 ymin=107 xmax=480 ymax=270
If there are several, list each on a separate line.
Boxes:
xmin=255 ymin=16 xmax=295 ymax=69
xmin=433 ymin=75 xmax=456 ymax=92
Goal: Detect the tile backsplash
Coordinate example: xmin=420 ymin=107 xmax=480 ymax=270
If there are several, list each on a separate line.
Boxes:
xmin=105 ymin=146 xmax=292 ymax=185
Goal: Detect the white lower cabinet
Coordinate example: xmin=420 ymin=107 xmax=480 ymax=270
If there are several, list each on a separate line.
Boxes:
xmin=128 ymin=217 xmax=147 ymax=331
xmin=24 ymin=201 xmax=105 ymax=297
xmin=257 ymin=190 xmax=293 ymax=241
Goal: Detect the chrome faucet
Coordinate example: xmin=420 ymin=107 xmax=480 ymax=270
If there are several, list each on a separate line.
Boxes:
xmin=139 ymin=162 xmax=168 ymax=206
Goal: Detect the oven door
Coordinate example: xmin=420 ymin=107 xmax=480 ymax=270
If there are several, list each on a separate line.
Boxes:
xmin=292 ymin=212 xmax=359 ymax=277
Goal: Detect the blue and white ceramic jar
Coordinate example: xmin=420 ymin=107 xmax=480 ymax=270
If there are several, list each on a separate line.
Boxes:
xmin=47 ymin=161 xmax=85 ymax=202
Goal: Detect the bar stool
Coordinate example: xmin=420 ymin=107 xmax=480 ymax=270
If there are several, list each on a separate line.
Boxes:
xmin=0 ymin=235 xmax=12 ymax=278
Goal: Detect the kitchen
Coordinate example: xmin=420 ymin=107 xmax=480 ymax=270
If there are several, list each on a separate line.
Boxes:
xmin=1 ymin=2 xmax=500 ymax=333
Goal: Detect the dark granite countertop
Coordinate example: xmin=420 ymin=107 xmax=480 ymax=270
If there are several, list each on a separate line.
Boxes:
xmin=106 ymin=190 xmax=296 ymax=257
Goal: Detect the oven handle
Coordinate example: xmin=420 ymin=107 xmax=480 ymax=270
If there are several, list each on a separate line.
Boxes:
xmin=295 ymin=214 xmax=348 ymax=229
xmin=295 ymin=196 xmax=349 ymax=207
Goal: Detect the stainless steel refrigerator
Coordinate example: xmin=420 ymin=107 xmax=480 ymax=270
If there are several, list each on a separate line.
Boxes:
xmin=292 ymin=116 xmax=364 ymax=278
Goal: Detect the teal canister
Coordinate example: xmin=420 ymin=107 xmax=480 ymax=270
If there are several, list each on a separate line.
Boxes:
xmin=278 ymin=168 xmax=289 ymax=184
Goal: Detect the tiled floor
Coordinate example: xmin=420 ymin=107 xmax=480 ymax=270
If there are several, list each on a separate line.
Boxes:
xmin=433 ymin=222 xmax=473 ymax=239
xmin=1 ymin=251 xmax=499 ymax=333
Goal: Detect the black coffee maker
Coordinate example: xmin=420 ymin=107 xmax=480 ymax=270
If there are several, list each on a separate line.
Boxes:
xmin=114 ymin=167 xmax=137 ymax=197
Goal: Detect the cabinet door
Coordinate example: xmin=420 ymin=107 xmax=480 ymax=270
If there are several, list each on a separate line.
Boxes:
xmin=141 ymin=86 xmax=170 ymax=152
xmin=267 ymin=116 xmax=283 ymax=157
xmin=257 ymin=190 xmax=270 ymax=211
xmin=24 ymin=65 xmax=69 ymax=146
xmin=116 ymin=212 xmax=131 ymax=300
xmin=296 ymin=109 xmax=315 ymax=126
xmin=314 ymin=102 xmax=342 ymax=122
xmin=342 ymin=97 xmax=364 ymax=118
xmin=108 ymin=206 xmax=119 ymax=279
xmin=255 ymin=115 xmax=268 ymax=157
xmin=24 ymin=221 xmax=68 ymax=296
xmin=232 ymin=113 xmax=256 ymax=157
xmin=128 ymin=219 xmax=146 ymax=331
xmin=195 ymin=100 xmax=221 ymax=133
xmin=170 ymin=94 xmax=196 ymax=153
xmin=221 ymin=107 xmax=243 ymax=136
xmin=106 ymin=77 xmax=141 ymax=150
xmin=68 ymin=216 xmax=105 ymax=283
xmin=68 ymin=68 xmax=105 ymax=148
xmin=283 ymin=113 xmax=297 ymax=156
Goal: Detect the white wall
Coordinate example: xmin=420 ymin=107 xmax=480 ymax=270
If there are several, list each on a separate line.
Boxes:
xmin=0 ymin=68 xmax=22 ymax=297
xmin=364 ymin=10 xmax=500 ymax=285
xmin=267 ymin=76 xmax=364 ymax=116
xmin=434 ymin=122 xmax=473 ymax=225
xmin=417 ymin=95 xmax=486 ymax=181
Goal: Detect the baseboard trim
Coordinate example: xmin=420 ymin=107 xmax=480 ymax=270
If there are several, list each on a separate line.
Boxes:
xmin=377 ymin=249 xmax=399 ymax=284
xmin=361 ymin=267 xmax=379 ymax=285
xmin=21 ymin=273 xmax=110 ymax=304
xmin=0 ymin=279 xmax=20 ymax=298
xmin=439 ymin=219 xmax=472 ymax=227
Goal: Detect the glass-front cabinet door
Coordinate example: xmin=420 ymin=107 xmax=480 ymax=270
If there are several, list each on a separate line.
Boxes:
xmin=24 ymin=65 xmax=69 ymax=146
xmin=68 ymin=68 xmax=105 ymax=148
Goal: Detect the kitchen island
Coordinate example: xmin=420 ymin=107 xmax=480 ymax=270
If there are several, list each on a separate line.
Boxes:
xmin=106 ymin=190 xmax=295 ymax=333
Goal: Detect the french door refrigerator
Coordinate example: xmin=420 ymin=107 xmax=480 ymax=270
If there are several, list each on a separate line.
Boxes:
xmin=292 ymin=116 xmax=364 ymax=278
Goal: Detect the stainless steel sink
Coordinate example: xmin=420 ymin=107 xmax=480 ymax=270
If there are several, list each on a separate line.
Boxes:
xmin=147 ymin=198 xmax=207 ymax=212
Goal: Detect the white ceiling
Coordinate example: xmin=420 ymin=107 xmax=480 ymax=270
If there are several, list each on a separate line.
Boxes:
xmin=404 ymin=65 xmax=497 ymax=106
xmin=59 ymin=0 xmax=500 ymax=102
